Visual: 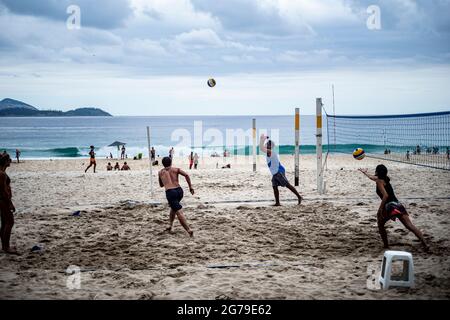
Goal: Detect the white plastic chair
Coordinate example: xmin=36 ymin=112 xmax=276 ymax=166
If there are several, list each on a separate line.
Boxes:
xmin=379 ymin=250 xmax=414 ymax=290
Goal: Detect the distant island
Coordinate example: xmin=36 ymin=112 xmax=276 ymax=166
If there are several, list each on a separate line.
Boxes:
xmin=0 ymin=98 xmax=112 ymax=117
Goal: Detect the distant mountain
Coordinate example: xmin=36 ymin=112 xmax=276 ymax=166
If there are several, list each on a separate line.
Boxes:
xmin=64 ymin=108 xmax=112 ymax=117
xmin=0 ymin=98 xmax=112 ymax=117
xmin=0 ymin=98 xmax=39 ymax=111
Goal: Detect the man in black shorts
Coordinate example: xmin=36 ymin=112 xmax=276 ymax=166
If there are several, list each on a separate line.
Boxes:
xmin=259 ymin=134 xmax=302 ymax=206
xmin=158 ymin=157 xmax=194 ymax=237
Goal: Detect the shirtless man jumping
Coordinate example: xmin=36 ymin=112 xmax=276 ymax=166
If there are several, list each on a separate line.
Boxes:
xmin=159 ymin=157 xmax=194 ymax=237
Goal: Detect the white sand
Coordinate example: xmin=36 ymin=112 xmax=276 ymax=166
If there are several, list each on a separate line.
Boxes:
xmin=0 ymin=155 xmax=449 ymax=299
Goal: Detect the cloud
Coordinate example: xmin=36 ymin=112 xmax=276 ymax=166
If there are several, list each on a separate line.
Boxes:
xmin=0 ymin=0 xmax=132 ymax=29
xmin=0 ymin=11 xmax=124 ymax=63
xmin=126 ymin=38 xmax=168 ymax=56
xmin=130 ymin=0 xmax=220 ymax=32
xmin=191 ymin=0 xmax=360 ymax=35
xmin=347 ymin=0 xmax=450 ymax=33
xmin=174 ymin=28 xmax=224 ymax=48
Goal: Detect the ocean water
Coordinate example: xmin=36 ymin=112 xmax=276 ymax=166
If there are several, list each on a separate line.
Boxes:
xmin=0 ymin=115 xmax=385 ymax=159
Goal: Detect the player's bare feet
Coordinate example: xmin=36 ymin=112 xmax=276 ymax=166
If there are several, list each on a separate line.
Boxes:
xmin=3 ymin=247 xmax=19 ymax=255
xmin=298 ymin=196 xmax=303 ymax=205
xmin=422 ymin=242 xmax=430 ymax=253
xmin=188 ymin=230 xmax=194 ymax=237
xmin=272 ymin=203 xmax=281 ymax=207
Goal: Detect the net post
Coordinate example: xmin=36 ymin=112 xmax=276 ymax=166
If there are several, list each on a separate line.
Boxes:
xmin=252 ymin=118 xmax=257 ymax=172
xmin=316 ymin=98 xmax=323 ymax=194
xmin=294 ymin=108 xmax=300 ymax=186
xmin=146 ymin=126 xmax=153 ymax=197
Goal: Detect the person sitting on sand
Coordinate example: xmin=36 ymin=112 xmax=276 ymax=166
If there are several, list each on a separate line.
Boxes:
xmin=260 ymin=134 xmax=302 ymax=206
xmin=84 ymin=146 xmax=96 ymax=173
xmin=158 ymin=157 xmax=194 ymax=237
xmin=121 ymin=162 xmax=130 ymax=171
xmin=359 ymin=165 xmax=429 ymax=250
xmin=221 ymin=164 xmax=231 ymax=169
xmin=106 ymin=162 xmax=113 ymax=171
xmin=114 ymin=162 xmax=120 ymax=171
xmin=0 ymin=153 xmax=18 ymax=254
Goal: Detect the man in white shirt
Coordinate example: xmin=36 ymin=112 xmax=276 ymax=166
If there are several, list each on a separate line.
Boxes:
xmin=260 ymin=134 xmax=302 ymax=206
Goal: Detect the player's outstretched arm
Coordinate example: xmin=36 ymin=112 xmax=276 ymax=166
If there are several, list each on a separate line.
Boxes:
xmin=358 ymin=168 xmax=378 ymax=181
xmin=259 ymin=134 xmax=268 ymax=154
xmin=178 ymin=169 xmax=194 ymax=194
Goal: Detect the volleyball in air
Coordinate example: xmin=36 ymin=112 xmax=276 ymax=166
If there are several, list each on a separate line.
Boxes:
xmin=352 ymin=148 xmax=366 ymax=160
xmin=207 ymin=78 xmax=216 ymax=88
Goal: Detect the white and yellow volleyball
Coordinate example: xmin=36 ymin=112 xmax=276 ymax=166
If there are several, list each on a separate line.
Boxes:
xmin=352 ymin=148 xmax=365 ymax=160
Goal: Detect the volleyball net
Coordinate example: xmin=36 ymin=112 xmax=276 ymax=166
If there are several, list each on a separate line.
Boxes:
xmin=325 ymin=111 xmax=450 ymax=171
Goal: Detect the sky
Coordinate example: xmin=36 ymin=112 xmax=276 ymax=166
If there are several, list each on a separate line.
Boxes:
xmin=0 ymin=0 xmax=449 ymax=116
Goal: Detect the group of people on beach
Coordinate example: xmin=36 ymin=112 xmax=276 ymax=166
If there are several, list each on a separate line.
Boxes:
xmin=2 ymin=149 xmax=20 ymax=164
xmin=406 ymin=146 xmax=450 ymax=161
xmin=0 ymin=135 xmax=430 ymax=254
xmin=106 ymin=162 xmax=130 ymax=171
xmin=85 ymin=146 xmax=132 ymax=173
xmin=188 ymin=152 xmax=199 ymax=170
xmin=156 ymin=134 xmax=428 ymax=252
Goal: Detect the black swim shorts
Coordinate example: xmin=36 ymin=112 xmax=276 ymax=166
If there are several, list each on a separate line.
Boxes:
xmin=272 ymin=172 xmax=289 ymax=187
xmin=166 ymin=187 xmax=184 ymax=211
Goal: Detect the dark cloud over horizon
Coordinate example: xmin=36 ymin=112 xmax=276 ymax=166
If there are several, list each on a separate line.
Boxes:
xmin=0 ymin=0 xmax=449 ymax=72
xmin=0 ymin=0 xmax=132 ymax=29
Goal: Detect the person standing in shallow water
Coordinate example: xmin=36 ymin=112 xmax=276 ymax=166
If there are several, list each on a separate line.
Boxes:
xmin=359 ymin=164 xmax=429 ymax=251
xmin=15 ymin=149 xmax=21 ymax=163
xmin=0 ymin=153 xmax=18 ymax=254
xmin=159 ymin=157 xmax=194 ymax=237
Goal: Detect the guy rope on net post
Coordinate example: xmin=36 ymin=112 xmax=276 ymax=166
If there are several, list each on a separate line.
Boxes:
xmin=294 ymin=108 xmax=300 ymax=186
xmin=316 ymin=98 xmax=324 ymax=194
xmin=252 ymin=118 xmax=257 ymax=172
xmin=146 ymin=126 xmax=153 ymax=197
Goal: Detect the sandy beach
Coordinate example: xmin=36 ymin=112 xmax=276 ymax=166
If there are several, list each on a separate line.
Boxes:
xmin=0 ymin=154 xmax=449 ymax=299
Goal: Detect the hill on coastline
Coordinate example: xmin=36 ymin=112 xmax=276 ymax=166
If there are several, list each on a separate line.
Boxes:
xmin=0 ymin=98 xmax=112 ymax=117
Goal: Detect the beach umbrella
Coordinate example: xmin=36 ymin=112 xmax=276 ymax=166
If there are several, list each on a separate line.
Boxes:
xmin=108 ymin=141 xmax=126 ymax=160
